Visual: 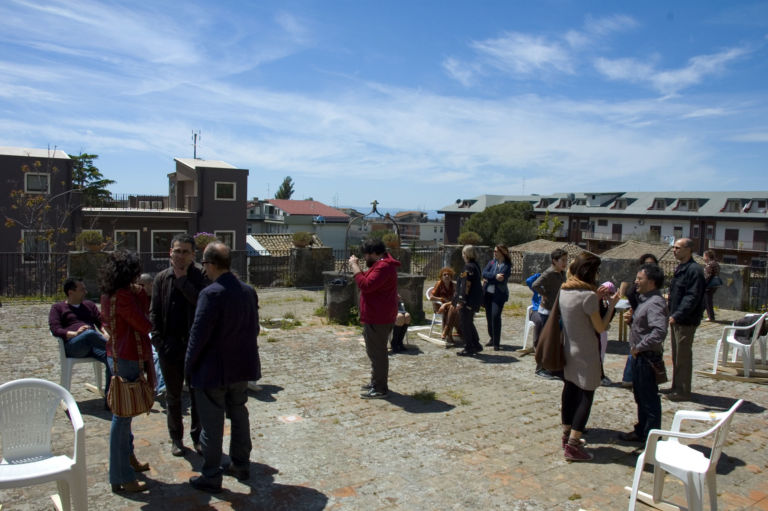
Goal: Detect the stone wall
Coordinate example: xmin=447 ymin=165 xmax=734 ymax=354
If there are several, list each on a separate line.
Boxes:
xmin=292 ymin=247 xmax=334 ymax=288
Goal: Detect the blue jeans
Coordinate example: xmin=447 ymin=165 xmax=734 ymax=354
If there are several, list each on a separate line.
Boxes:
xmin=65 ymin=329 xmax=112 ymax=394
xmin=631 ymin=352 xmax=662 ymax=440
xmin=152 ymin=346 xmax=166 ymax=394
xmin=622 ymin=354 xmax=633 ymax=383
xmin=107 ymin=358 xmax=139 ymax=485
xmin=195 ymin=382 xmax=251 ymax=480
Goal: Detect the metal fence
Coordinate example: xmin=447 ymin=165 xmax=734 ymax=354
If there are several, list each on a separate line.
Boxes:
xmin=0 ymin=252 xmax=70 ymax=299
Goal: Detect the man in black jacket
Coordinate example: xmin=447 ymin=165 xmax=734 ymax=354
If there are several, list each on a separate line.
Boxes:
xmin=151 ymin=234 xmax=210 ymax=456
xmin=667 ymin=238 xmax=705 ymax=401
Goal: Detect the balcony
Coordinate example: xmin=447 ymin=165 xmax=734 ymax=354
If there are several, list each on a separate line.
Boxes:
xmin=708 ymin=240 xmax=768 ymax=253
xmin=86 ymin=194 xmax=188 ymax=211
xmin=581 ymin=231 xmax=625 ymax=242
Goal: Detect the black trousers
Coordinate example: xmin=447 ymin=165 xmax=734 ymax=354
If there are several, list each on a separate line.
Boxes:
xmin=631 ymin=352 xmax=662 ymax=440
xmin=158 ymin=350 xmax=200 ymax=444
xmin=459 ymin=306 xmax=481 ymax=351
xmin=561 ymin=380 xmax=595 ymax=433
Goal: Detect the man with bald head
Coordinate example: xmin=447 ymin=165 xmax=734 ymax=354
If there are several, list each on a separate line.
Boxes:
xmin=667 ymin=238 xmax=705 ymax=401
xmin=186 ymin=242 xmax=261 ymax=493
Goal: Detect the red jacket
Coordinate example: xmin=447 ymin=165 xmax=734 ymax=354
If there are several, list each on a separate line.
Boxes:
xmin=101 ymin=287 xmax=153 ymax=362
xmin=354 ymin=253 xmax=400 ymax=324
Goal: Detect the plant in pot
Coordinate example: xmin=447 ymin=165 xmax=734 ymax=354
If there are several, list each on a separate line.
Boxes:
xmin=293 ymin=231 xmax=313 ymax=248
xmin=194 ymin=232 xmax=218 ymax=252
xmin=382 ymin=232 xmax=400 ymax=249
xmin=75 ymin=230 xmax=104 ymax=251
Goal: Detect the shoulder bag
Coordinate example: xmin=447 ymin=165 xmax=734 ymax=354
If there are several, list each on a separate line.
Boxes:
xmin=535 ymin=292 xmax=566 ymax=371
xmin=106 ymin=295 xmax=154 ymax=417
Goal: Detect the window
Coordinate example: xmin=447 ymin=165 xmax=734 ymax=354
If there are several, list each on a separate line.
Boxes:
xmin=21 ymin=230 xmax=50 ymax=263
xmin=24 ymin=173 xmax=50 ymax=194
xmin=722 ymin=255 xmax=737 ymax=265
xmin=215 ymin=182 xmax=236 ymax=200
xmin=651 ymin=199 xmax=666 ymax=210
xmin=724 ymin=200 xmax=741 ymax=212
xmin=751 ymin=258 xmax=767 ymax=269
xmin=114 ymin=230 xmax=139 ymax=252
xmin=673 ymin=226 xmax=683 ymax=239
xmin=152 ymin=200 xmax=163 ymax=209
xmin=597 ymin=219 xmax=608 ymax=227
xmin=706 ymin=225 xmax=714 ymax=240
xmin=692 ymin=224 xmax=700 ymax=239
xmin=152 ymin=230 xmax=185 ymax=259
xmin=215 ymin=230 xmax=235 ymax=249
xmin=613 ymin=199 xmax=627 ymax=210
xmin=138 ymin=200 xmax=150 ymax=209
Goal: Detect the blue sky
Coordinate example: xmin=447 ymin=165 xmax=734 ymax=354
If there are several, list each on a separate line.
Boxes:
xmin=1 ymin=1 xmax=766 ymax=212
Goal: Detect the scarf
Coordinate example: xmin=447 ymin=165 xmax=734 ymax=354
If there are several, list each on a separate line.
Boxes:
xmin=560 ymin=275 xmax=597 ymax=291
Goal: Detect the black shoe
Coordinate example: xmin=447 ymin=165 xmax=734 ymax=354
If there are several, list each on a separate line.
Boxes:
xmin=224 ymin=462 xmax=250 ymax=481
xmin=390 ymin=346 xmax=406 ymax=354
xmin=600 ymin=376 xmax=613 ymax=387
xmin=485 ymin=340 xmax=494 ymax=347
xmin=360 ymin=382 xmax=374 ymax=390
xmin=171 ymin=440 xmax=185 ymax=457
xmin=535 ymin=369 xmax=558 ymax=380
xmin=193 ymin=442 xmax=203 ymax=456
xmin=493 ymin=345 xmax=500 ymax=351
xmin=618 ymin=431 xmax=643 ymax=443
xmin=360 ymin=388 xmax=388 ymax=399
xmin=457 ymin=349 xmax=477 ymax=357
xmin=189 ymin=475 xmax=222 ymax=493
xmin=666 ymin=392 xmax=691 ymax=402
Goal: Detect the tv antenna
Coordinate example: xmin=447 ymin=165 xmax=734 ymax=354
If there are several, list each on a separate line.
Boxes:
xmin=192 ymin=130 xmax=201 ymax=159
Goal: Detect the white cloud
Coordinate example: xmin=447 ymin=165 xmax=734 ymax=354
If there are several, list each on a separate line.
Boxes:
xmin=471 ymin=32 xmax=573 ymax=75
xmin=595 ymin=47 xmax=751 ymax=95
xmin=441 ymin=57 xmax=476 ymax=87
xmin=730 ymin=132 xmax=768 ymax=142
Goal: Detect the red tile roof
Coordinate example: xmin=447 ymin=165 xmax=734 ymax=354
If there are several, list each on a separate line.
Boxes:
xmin=267 ymin=200 xmax=349 ymax=220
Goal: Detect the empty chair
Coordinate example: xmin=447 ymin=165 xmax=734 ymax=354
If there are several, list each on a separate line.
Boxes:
xmin=56 ymin=334 xmax=103 ymax=395
xmin=521 ymin=305 xmax=536 ymax=351
xmin=626 ymin=399 xmax=743 ymax=511
xmin=0 ymin=378 xmax=87 ymax=511
xmin=711 ymin=313 xmax=767 ymax=378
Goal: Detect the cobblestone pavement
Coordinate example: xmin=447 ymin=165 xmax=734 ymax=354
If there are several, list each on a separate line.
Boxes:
xmin=1 ymin=286 xmax=766 ymax=510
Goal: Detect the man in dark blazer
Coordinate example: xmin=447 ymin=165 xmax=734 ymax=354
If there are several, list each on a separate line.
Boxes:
xmin=185 ymin=242 xmax=261 ymax=493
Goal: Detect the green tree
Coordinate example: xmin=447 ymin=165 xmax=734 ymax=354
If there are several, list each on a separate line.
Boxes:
xmin=537 ymin=211 xmax=564 ymax=240
xmin=275 ymin=176 xmax=295 ymax=199
xmin=461 ymin=202 xmax=536 ymax=246
xmin=71 ymin=153 xmax=115 ymax=206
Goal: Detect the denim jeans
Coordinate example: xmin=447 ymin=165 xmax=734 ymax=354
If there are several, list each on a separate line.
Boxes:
xmin=631 ymin=352 xmax=662 ymax=440
xmin=151 ymin=346 xmax=166 ymax=394
xmin=107 ymin=358 xmax=139 ymax=485
xmin=622 ymin=354 xmax=633 ymax=383
xmin=66 ymin=329 xmax=112 ymax=394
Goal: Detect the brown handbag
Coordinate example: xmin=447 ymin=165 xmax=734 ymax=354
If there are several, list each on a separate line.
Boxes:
xmin=534 ymin=292 xmax=566 ymax=371
xmin=106 ymin=295 xmax=154 ymax=418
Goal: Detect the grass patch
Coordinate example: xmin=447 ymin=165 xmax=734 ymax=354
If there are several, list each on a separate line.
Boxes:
xmin=568 ymin=494 xmax=581 ymax=501
xmin=444 ymin=390 xmax=470 ymax=406
xmin=314 ymin=306 xmax=327 ymax=317
xmin=410 ymin=389 xmax=436 ymax=402
xmin=266 ymin=337 xmax=278 ymax=343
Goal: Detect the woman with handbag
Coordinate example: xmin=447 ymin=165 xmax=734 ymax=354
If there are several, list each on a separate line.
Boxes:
xmin=100 ymin=251 xmax=155 ymax=493
xmin=482 ymin=245 xmax=512 ymax=351
xmin=558 ymin=253 xmax=619 ymax=461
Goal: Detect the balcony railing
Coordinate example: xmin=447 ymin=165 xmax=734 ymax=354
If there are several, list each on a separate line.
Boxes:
xmin=708 ymin=240 xmax=768 ymax=252
xmin=580 ymin=231 xmax=624 ymax=242
xmin=86 ymin=194 xmax=189 ymax=211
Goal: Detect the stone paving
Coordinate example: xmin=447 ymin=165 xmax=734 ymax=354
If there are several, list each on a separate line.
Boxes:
xmin=1 ymin=285 xmax=767 ymax=510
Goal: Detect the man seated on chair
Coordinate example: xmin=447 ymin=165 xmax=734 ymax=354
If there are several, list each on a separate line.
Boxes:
xmin=49 ymin=277 xmax=111 ymax=394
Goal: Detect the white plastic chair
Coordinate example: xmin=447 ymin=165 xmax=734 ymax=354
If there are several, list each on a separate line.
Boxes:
xmin=425 ymin=286 xmax=443 ymax=338
xmin=0 ymin=378 xmax=88 ymax=511
xmin=626 ymin=399 xmax=743 ymax=511
xmin=521 ymin=305 xmax=536 ymax=350
xmin=56 ymin=335 xmax=103 ymax=395
xmin=711 ymin=313 xmax=767 ymax=378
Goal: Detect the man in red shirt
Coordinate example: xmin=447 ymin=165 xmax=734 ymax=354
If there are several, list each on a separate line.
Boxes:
xmin=349 ymin=239 xmax=400 ymax=399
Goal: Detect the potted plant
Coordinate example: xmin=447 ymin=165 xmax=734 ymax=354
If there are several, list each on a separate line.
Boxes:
xmin=292 ymin=231 xmax=313 ymax=248
xmin=194 ymin=232 xmax=218 ymax=251
xmin=382 ymin=232 xmax=400 ymax=249
xmin=75 ymin=230 xmax=104 ymax=252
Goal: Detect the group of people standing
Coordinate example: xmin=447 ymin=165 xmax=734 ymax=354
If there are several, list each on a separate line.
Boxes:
xmin=50 ymin=234 xmax=261 ymax=493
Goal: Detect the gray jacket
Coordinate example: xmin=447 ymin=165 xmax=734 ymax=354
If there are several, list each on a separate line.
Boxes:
xmin=629 ymin=290 xmax=668 ymax=353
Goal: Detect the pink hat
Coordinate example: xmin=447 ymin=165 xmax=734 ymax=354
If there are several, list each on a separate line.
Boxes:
xmin=600 ymin=281 xmax=616 ymax=294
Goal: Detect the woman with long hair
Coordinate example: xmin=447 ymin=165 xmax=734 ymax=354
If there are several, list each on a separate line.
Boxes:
xmin=454 ymin=245 xmax=484 ymax=356
xmin=702 ymin=249 xmax=721 ymax=322
xmin=100 ymin=251 xmax=155 ymax=493
xmin=482 ymin=245 xmax=512 ymax=350
xmin=427 ymin=267 xmax=461 ymax=344
xmin=558 ymin=253 xmax=619 ymax=461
